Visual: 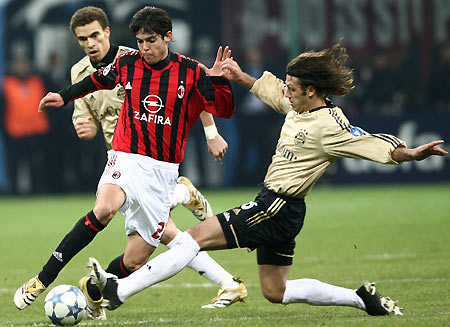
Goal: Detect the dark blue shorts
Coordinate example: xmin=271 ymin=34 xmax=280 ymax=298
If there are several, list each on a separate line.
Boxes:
xmin=217 ymin=187 xmax=306 ymax=266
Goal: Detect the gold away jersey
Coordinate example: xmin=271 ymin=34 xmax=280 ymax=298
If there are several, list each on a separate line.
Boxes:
xmin=71 ymin=46 xmax=134 ymax=148
xmin=250 ymin=71 xmax=406 ymax=198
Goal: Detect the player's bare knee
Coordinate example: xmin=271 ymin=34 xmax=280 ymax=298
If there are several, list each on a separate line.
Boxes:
xmin=123 ymin=256 xmax=147 ymax=272
xmin=187 ymin=228 xmax=211 ymax=250
xmin=262 ymin=290 xmax=284 ymax=303
xmin=93 ymin=204 xmax=117 ymax=225
xmin=186 ymin=227 xmax=202 ymax=244
xmin=123 ymin=261 xmax=144 ymax=272
xmin=261 ymin=286 xmax=285 ymax=303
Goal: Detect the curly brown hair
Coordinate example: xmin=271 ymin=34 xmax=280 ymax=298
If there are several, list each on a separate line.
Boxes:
xmin=286 ymin=44 xmax=354 ymax=97
xmin=69 ymin=6 xmax=109 ymax=34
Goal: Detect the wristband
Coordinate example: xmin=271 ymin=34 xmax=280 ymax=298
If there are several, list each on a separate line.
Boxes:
xmin=204 ymin=124 xmax=219 ymax=140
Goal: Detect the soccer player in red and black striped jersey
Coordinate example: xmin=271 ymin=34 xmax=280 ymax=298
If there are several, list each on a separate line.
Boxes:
xmin=14 ymin=6 xmax=236 ymax=312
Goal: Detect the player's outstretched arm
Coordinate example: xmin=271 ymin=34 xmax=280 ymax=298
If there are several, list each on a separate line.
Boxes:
xmin=38 ymin=92 xmax=64 ymax=112
xmin=221 ymin=58 xmax=257 ymax=90
xmin=391 ymin=140 xmax=448 ymax=162
xmin=198 ymin=46 xmax=231 ymax=76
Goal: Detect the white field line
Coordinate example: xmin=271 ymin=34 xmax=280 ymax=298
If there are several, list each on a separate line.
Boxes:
xmin=361 ymin=253 xmax=417 ymax=260
xmin=3 ymin=311 xmax=450 ymax=327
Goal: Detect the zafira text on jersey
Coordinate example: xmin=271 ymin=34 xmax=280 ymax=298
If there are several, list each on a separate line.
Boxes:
xmin=134 ymin=111 xmax=172 ymax=125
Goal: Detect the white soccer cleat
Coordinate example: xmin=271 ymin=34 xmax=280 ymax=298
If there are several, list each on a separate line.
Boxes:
xmin=202 ymin=279 xmax=248 ymax=308
xmin=178 ymin=176 xmax=213 ymax=221
xmin=356 ymin=282 xmax=403 ymax=316
xmin=78 ymin=276 xmax=106 ymax=320
xmin=14 ymin=276 xmax=47 ymax=310
xmin=86 ymin=257 xmax=112 ymax=292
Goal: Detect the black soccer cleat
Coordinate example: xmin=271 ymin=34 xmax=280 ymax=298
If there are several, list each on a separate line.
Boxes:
xmin=356 ymin=282 xmax=403 ymax=316
xmin=87 ymin=257 xmax=123 ymax=310
xmin=101 ymin=276 xmax=123 ymax=310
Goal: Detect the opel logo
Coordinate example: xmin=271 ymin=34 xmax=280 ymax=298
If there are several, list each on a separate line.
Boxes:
xmin=142 ymin=95 xmax=164 ymax=113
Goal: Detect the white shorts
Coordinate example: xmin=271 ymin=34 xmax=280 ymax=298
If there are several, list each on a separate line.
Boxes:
xmin=98 ymin=150 xmax=179 ymax=247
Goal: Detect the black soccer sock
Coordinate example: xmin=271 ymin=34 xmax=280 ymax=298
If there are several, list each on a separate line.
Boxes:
xmin=86 ymin=254 xmax=132 ymax=301
xmin=86 ymin=281 xmax=102 ymax=301
xmin=38 ymin=211 xmax=105 ymax=287
xmin=106 ymin=253 xmax=133 ymax=278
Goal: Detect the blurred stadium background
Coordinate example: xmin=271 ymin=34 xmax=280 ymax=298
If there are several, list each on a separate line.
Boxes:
xmin=0 ymin=0 xmax=449 ymax=195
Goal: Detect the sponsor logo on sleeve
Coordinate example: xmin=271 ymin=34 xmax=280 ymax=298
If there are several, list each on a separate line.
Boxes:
xmin=350 ymin=127 xmax=364 ymax=137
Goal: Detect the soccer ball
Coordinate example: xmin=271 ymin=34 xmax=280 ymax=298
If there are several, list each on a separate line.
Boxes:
xmin=44 ymin=285 xmax=87 ymax=326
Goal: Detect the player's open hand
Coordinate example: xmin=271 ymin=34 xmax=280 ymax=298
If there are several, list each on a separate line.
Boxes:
xmin=199 ymin=46 xmax=231 ymax=76
xmin=38 ymin=92 xmax=64 ymax=112
xmin=412 ymin=140 xmax=448 ymax=161
xmin=221 ymin=58 xmax=243 ymax=82
xmin=392 ymin=140 xmax=448 ymax=162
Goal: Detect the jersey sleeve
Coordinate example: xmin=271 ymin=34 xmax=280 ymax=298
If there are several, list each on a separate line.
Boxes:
xmin=196 ymin=68 xmax=235 ymax=119
xmin=320 ymin=109 xmax=406 ymax=164
xmin=72 ymin=98 xmax=100 ymax=132
xmin=60 ymin=59 xmax=120 ymax=105
xmin=70 ymin=66 xmax=99 ymax=132
xmin=250 ymin=71 xmax=291 ymax=114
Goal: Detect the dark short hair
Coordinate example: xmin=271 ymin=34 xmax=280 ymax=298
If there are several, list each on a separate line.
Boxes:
xmin=286 ymin=44 xmax=354 ymax=97
xmin=70 ymin=6 xmax=109 ymax=34
xmin=129 ymin=6 xmax=172 ymax=38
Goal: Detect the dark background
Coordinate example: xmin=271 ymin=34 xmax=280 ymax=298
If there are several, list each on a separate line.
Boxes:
xmin=0 ymin=0 xmax=449 ymax=195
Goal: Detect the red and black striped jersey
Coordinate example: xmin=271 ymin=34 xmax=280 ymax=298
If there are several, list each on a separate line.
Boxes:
xmin=60 ymin=51 xmax=235 ymax=163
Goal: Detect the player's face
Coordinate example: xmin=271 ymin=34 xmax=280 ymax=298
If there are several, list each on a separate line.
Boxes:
xmin=74 ymin=21 xmax=111 ymax=63
xmin=285 ymin=75 xmax=309 ymax=112
xmin=135 ymin=29 xmax=172 ymax=65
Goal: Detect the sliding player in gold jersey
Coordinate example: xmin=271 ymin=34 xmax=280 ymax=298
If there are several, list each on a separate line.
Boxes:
xmin=88 ymin=43 xmax=446 ymax=316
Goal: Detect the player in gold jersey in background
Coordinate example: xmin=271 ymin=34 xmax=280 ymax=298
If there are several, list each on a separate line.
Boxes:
xmin=88 ymin=43 xmax=447 ymax=316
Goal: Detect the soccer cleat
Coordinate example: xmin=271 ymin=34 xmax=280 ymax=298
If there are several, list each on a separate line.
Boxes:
xmin=178 ymin=176 xmax=213 ymax=221
xmin=14 ymin=276 xmax=47 ymax=310
xmin=78 ymin=276 xmax=106 ymax=320
xmin=87 ymin=257 xmax=122 ymax=310
xmin=202 ymin=279 xmax=248 ymax=308
xmin=356 ymin=282 xmax=403 ymax=316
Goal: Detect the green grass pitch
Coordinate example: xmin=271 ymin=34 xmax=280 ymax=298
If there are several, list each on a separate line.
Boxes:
xmin=1 ymin=183 xmax=449 ymax=326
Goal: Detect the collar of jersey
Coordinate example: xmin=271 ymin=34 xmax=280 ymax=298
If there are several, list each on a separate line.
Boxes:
xmin=141 ymin=52 xmax=173 ymax=70
xmin=308 ymin=98 xmax=335 ymax=113
xmin=91 ymin=44 xmax=119 ymax=70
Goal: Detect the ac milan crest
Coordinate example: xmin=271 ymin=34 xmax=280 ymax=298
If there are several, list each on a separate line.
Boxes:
xmin=177 ymin=85 xmax=185 ymax=99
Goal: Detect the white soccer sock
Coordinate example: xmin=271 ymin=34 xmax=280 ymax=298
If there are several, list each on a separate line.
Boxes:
xmin=166 ymin=229 xmax=237 ymax=289
xmin=170 ymin=183 xmax=190 ymax=208
xmin=117 ymin=231 xmax=200 ymax=302
xmin=281 ymin=278 xmax=365 ymax=310
xmin=165 ymin=229 xmax=184 ymax=248
xmin=187 ymin=251 xmax=238 ymax=289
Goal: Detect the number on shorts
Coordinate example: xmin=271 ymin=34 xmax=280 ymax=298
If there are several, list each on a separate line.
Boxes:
xmin=151 ymin=222 xmax=165 ymax=239
xmin=241 ymin=201 xmax=257 ymax=210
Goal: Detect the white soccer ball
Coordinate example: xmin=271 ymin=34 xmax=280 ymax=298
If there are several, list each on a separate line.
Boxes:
xmin=43 ymin=285 xmax=87 ymax=326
